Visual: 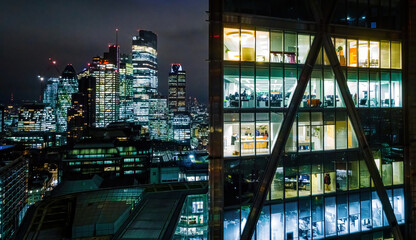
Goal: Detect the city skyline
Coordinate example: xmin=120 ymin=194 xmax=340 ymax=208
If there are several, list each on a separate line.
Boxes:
xmin=0 ymin=0 xmax=208 ymax=105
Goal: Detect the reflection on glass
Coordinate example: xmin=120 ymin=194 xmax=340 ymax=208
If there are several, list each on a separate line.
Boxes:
xmin=270 ymin=31 xmax=283 ymax=63
xmin=298 ymin=34 xmax=310 ymax=64
xmin=348 ymin=160 xmax=359 ymax=190
xmin=299 ymin=198 xmax=311 ymax=240
xmin=271 ymin=112 xmax=283 ymax=147
xmin=391 ymin=71 xmax=402 ymax=107
xmin=380 ymin=71 xmax=390 ymax=107
xmin=359 ymin=70 xmax=369 ymax=107
xmin=380 ymin=41 xmax=390 ymax=68
xmin=335 ymin=38 xmax=346 ymax=66
xmin=271 ymin=67 xmax=283 ymax=108
xmin=325 ymin=196 xmax=336 ymax=237
xmin=369 ymin=41 xmax=379 ymax=68
xmin=348 ymin=39 xmax=357 ymax=67
xmin=336 ymin=112 xmax=348 ymax=149
xmin=337 ymin=195 xmax=349 ymax=235
xmin=311 ymin=113 xmax=323 ymax=151
xmin=224 ymin=209 xmax=240 ymax=239
xmin=372 ymin=191 xmax=383 ymax=228
xmin=324 ymin=112 xmax=335 ymax=150
xmin=224 ymin=65 xmax=240 ymax=108
xmin=256 ymin=67 xmax=269 ymax=109
xmin=224 ymin=113 xmax=240 ymax=156
xmin=312 ymin=163 xmax=323 ymax=195
xmin=361 ymin=191 xmax=372 ymax=231
xmin=241 ymin=29 xmax=255 ymax=61
xmin=336 ymin=161 xmax=348 ymax=191
xmin=324 ymin=70 xmax=335 ymax=108
xmin=241 ymin=65 xmax=255 ymax=108
xmin=256 ymin=30 xmax=269 ymax=62
xmin=271 ymin=204 xmax=284 ymax=240
xmin=393 ymin=161 xmax=404 ymax=185
xmin=360 ymin=159 xmax=371 ymax=188
xmin=224 ymin=28 xmax=240 ymax=61
xmin=324 ymin=161 xmax=336 ymax=193
xmin=382 ymin=159 xmax=392 ymax=186
xmin=271 ymin=167 xmax=284 ymax=200
xmin=310 ymin=70 xmax=323 ymax=107
xmin=284 ymin=67 xmax=297 ymax=107
xmin=298 ymin=113 xmax=310 ymax=152
xmin=299 ymin=165 xmax=311 ymax=196
xmin=348 ymin=69 xmax=358 ymax=106
xmin=256 ymin=113 xmax=269 ymax=154
xmin=370 ymin=71 xmax=380 ymax=107
xmin=391 ymin=41 xmax=401 ymax=69
xmin=348 ymin=118 xmax=359 ymax=148
xmin=359 ymin=40 xmax=369 ymax=67
xmin=393 ymin=188 xmax=405 ymax=224
xmin=240 ymin=205 xmax=249 ymax=234
xmin=312 ymin=196 xmax=324 ymax=239
xmin=257 ymin=206 xmax=270 ymax=240
xmin=285 ymin=166 xmax=298 ymax=198
xmin=284 ymin=32 xmax=297 ymax=64
xmin=285 ymin=202 xmax=298 ymax=240
xmin=349 ymin=193 xmax=361 ymax=233
xmin=286 ymin=122 xmax=297 ymax=152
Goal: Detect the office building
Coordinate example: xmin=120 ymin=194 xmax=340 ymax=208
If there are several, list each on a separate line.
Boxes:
xmin=0 ymin=105 xmax=4 ymax=133
xmin=43 ymin=77 xmax=60 ymax=110
xmin=168 ymin=64 xmax=187 ymax=113
xmin=119 ymin=54 xmax=134 ymax=121
xmin=209 ymin=0 xmax=407 ymax=239
xmin=149 ymin=97 xmax=169 ymax=141
xmin=0 ymin=146 xmax=28 ymax=240
xmin=90 ymin=45 xmax=120 ymax=128
xmin=172 ymin=114 xmax=191 ymax=145
xmin=56 ymin=65 xmax=78 ymax=132
xmin=67 ymin=76 xmax=96 ymax=144
xmin=17 ymin=102 xmax=56 ymax=132
xmin=132 ymin=30 xmax=158 ymax=130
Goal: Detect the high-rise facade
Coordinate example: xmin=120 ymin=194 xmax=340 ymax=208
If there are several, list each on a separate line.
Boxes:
xmin=43 ymin=77 xmax=60 ymax=110
xmin=119 ymin=54 xmax=134 ymax=121
xmin=132 ymin=30 xmax=158 ymax=130
xmin=209 ymin=0 xmax=407 ymax=239
xmin=149 ymin=97 xmax=169 ymax=141
xmin=90 ymin=45 xmax=120 ymax=128
xmin=17 ymin=103 xmax=55 ymax=132
xmin=56 ymin=65 xmax=78 ymax=132
xmin=168 ymin=64 xmax=186 ymax=113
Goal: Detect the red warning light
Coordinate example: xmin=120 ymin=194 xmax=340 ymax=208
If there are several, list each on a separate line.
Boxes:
xmin=52 ymin=61 xmax=57 ymax=65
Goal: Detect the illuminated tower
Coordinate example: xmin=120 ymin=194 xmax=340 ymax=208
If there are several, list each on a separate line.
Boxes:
xmin=56 ymin=65 xmax=78 ymax=132
xmin=131 ymin=30 xmax=158 ymax=130
xmin=168 ymin=64 xmax=186 ymax=113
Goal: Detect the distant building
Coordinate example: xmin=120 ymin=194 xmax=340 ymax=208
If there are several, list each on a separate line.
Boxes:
xmin=149 ymin=97 xmax=169 ymax=141
xmin=132 ymin=30 xmax=158 ymax=130
xmin=119 ymin=54 xmax=134 ymax=121
xmin=43 ymin=77 xmax=60 ymax=110
xmin=0 ymin=105 xmax=4 ymax=133
xmin=62 ymin=140 xmax=151 ymax=183
xmin=168 ymin=64 xmax=186 ymax=113
xmin=56 ymin=65 xmax=78 ymax=132
xmin=17 ymin=102 xmax=55 ymax=132
xmin=90 ymin=46 xmax=120 ymax=128
xmin=0 ymin=146 xmax=28 ymax=240
xmin=172 ymin=114 xmax=191 ymax=145
xmin=67 ymin=76 xmax=96 ymax=144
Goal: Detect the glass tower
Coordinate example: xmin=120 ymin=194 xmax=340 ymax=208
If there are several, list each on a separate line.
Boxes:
xmin=119 ymin=54 xmax=134 ymax=121
xmin=132 ymin=30 xmax=158 ymax=130
xmin=209 ymin=0 xmax=406 ymax=239
xmin=169 ymin=64 xmax=187 ymax=113
xmin=56 ymin=65 xmax=78 ymax=133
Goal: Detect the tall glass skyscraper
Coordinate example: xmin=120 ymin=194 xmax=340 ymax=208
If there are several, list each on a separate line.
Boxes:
xmin=132 ymin=30 xmax=158 ymax=130
xmin=119 ymin=54 xmax=134 ymax=121
xmin=56 ymin=65 xmax=78 ymax=132
xmin=43 ymin=77 xmax=60 ymax=110
xmin=168 ymin=64 xmax=186 ymax=113
xmin=209 ymin=0 xmax=407 ymax=239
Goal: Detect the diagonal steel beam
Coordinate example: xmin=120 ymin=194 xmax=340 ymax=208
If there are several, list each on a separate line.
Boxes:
xmin=322 ymin=34 xmax=404 ymax=240
xmin=240 ymin=34 xmax=323 ymax=240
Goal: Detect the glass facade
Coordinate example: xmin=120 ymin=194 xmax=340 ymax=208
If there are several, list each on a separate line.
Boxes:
xmin=169 ymin=64 xmax=187 ymax=113
xmin=56 ymin=65 xmax=78 ymax=132
xmin=132 ymin=31 xmax=158 ymax=130
xmin=220 ymin=26 xmax=404 ymax=239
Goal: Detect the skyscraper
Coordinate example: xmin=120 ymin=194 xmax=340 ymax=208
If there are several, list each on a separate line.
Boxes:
xmin=56 ymin=65 xmax=78 ymax=132
xmin=149 ymin=97 xmax=169 ymax=141
xmin=67 ymin=76 xmax=96 ymax=144
xmin=17 ymin=102 xmax=55 ymax=132
xmin=90 ymin=45 xmax=120 ymax=128
xmin=43 ymin=77 xmax=60 ymax=110
xmin=119 ymin=54 xmax=134 ymax=121
xmin=168 ymin=64 xmax=186 ymax=113
xmin=132 ymin=30 xmax=158 ymax=130
xmin=209 ymin=0 xmax=406 ymax=239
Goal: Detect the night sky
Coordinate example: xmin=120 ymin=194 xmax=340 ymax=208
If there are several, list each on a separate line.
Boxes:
xmin=0 ymin=0 xmax=208 ymax=105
